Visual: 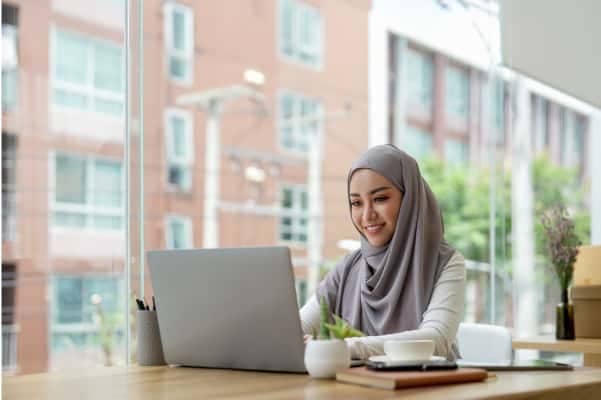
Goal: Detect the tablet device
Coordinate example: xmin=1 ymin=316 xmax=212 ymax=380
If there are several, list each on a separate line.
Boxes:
xmin=366 ymin=359 xmax=458 ymax=371
xmin=456 ymin=359 xmax=573 ymax=371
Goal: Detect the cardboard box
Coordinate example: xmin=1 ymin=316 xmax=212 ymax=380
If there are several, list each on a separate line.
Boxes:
xmin=572 ymin=285 xmax=601 ymax=338
xmin=573 ymin=245 xmax=601 ymax=286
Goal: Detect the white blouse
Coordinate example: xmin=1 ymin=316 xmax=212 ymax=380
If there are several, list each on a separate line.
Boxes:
xmin=299 ymin=251 xmax=466 ymax=360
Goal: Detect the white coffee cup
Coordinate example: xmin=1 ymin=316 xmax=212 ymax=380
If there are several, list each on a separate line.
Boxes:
xmin=383 ymin=339 xmax=435 ymax=361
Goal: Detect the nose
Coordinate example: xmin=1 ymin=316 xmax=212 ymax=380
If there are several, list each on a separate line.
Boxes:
xmin=362 ymin=202 xmax=376 ymax=222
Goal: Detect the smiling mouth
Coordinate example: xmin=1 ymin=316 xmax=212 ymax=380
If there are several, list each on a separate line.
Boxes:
xmin=364 ymin=224 xmax=384 ymax=234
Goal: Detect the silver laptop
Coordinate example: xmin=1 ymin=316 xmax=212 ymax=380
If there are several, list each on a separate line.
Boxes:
xmin=147 ymin=246 xmax=306 ymax=373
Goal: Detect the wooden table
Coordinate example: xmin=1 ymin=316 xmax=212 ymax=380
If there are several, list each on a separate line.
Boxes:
xmin=513 ymin=337 xmax=601 ymax=367
xmin=4 ymin=366 xmax=601 ymax=400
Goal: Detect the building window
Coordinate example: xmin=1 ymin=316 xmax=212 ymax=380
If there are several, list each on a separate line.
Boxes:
xmin=2 ymin=263 xmax=17 ymax=371
xmin=165 ymin=109 xmax=193 ymax=191
xmin=279 ymin=0 xmax=323 ymax=67
xmin=403 ymin=126 xmax=433 ymax=160
xmin=279 ymin=185 xmax=308 ymax=244
xmin=51 ymin=275 xmax=124 ymax=353
xmin=2 ymin=23 xmax=18 ymax=111
xmin=561 ymin=109 xmax=585 ymax=168
xmin=445 ymin=138 xmax=469 ymax=165
xmin=279 ymin=91 xmax=320 ymax=153
xmin=164 ymin=3 xmax=194 ymax=83
xmin=445 ymin=64 xmax=470 ymax=122
xmin=2 ymin=134 xmax=16 ymax=241
xmin=51 ymin=28 xmax=124 ymax=116
xmin=52 ymin=153 xmax=124 ymax=231
xmin=407 ymin=47 xmax=433 ymax=110
xmin=295 ymin=279 xmax=307 ymax=307
xmin=166 ymin=216 xmax=193 ymax=249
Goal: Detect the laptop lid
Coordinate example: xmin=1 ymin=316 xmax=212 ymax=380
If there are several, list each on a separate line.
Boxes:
xmin=147 ymin=246 xmax=306 ymax=373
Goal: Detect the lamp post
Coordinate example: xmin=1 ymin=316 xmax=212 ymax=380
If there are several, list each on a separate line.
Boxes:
xmin=177 ymin=85 xmax=265 ymax=248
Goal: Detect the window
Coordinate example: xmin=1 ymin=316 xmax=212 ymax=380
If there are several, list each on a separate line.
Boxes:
xmin=2 ymin=24 xmax=18 ymax=110
xmin=2 ymin=134 xmax=16 ymax=241
xmin=279 ymin=92 xmax=320 ymax=153
xmin=561 ymin=109 xmax=585 ymax=168
xmin=279 ymin=185 xmax=308 ymax=244
xmin=52 ymin=153 xmax=124 ymax=231
xmin=279 ymin=0 xmax=323 ymax=67
xmin=445 ymin=138 xmax=469 ymax=165
xmin=445 ymin=64 xmax=470 ymax=121
xmin=51 ymin=275 xmax=124 ymax=353
xmin=164 ymin=3 xmax=194 ymax=83
xmin=166 ymin=216 xmax=193 ymax=249
xmin=165 ymin=109 xmax=194 ymax=191
xmin=52 ymin=29 xmax=124 ymax=116
xmin=406 ymin=47 xmax=433 ymax=110
xmin=403 ymin=126 xmax=433 ymax=160
xmin=295 ymin=279 xmax=307 ymax=307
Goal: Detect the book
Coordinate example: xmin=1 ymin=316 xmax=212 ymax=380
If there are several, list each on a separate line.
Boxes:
xmin=336 ymin=367 xmax=489 ymax=390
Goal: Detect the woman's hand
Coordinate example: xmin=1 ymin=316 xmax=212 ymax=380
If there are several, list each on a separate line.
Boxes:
xmin=304 ymin=334 xmax=313 ymax=344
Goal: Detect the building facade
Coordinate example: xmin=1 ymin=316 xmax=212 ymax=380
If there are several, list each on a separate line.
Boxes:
xmin=1 ymin=0 xmax=370 ymax=374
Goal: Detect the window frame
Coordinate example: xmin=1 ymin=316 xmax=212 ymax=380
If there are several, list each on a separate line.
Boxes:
xmin=50 ymin=26 xmax=124 ymax=117
xmin=50 ymin=151 xmax=125 ymax=232
xmin=50 ymin=274 xmax=126 ymax=355
xmin=164 ymin=2 xmax=194 ymax=85
xmin=278 ymin=184 xmax=309 ymax=246
xmin=165 ymin=214 xmax=193 ymax=249
xmin=164 ymin=108 xmax=194 ymax=192
xmin=277 ymin=90 xmax=321 ymax=156
xmin=277 ymin=0 xmax=323 ymax=69
xmin=445 ymin=63 xmax=470 ymax=123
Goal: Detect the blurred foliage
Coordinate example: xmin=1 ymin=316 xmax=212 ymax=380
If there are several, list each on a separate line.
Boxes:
xmin=421 ymin=155 xmax=590 ymax=281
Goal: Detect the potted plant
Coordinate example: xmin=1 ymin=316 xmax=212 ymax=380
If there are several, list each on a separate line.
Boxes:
xmin=304 ymin=297 xmax=364 ymax=378
xmin=541 ymin=204 xmax=581 ymax=340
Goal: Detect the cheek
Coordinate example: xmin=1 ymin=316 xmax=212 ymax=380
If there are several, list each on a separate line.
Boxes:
xmin=351 ymin=209 xmax=362 ymax=226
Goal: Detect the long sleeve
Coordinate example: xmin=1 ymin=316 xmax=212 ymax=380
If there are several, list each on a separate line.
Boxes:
xmin=299 ymin=295 xmax=320 ymax=336
xmin=300 ymin=251 xmax=466 ymax=360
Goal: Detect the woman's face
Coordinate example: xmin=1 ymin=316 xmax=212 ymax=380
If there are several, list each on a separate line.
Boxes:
xmin=349 ymin=169 xmax=403 ymax=247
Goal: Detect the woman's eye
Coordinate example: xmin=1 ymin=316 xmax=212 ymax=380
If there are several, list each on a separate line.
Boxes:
xmin=374 ymin=196 xmax=389 ymax=202
xmin=350 ymin=201 xmax=361 ymax=207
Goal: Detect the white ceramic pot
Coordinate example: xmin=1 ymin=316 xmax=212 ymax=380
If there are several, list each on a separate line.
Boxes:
xmin=304 ymin=339 xmax=350 ymax=379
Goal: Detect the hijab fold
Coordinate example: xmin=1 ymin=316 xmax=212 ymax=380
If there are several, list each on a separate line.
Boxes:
xmin=317 ymin=144 xmax=455 ymax=336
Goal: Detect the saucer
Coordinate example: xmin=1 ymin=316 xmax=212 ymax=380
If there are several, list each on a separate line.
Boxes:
xmin=369 ymin=355 xmax=445 ymax=363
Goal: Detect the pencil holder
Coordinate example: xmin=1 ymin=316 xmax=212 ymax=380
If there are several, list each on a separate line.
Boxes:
xmin=136 ymin=310 xmax=166 ymax=366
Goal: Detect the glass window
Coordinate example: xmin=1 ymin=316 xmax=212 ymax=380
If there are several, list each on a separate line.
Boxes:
xmin=166 ymin=216 xmax=193 ymax=249
xmin=52 ymin=29 xmax=123 ymax=116
xmin=2 ymin=24 xmax=18 ymax=110
xmin=445 ymin=64 xmax=470 ymax=121
xmin=279 ymin=185 xmax=308 ymax=244
xmin=445 ymin=138 xmax=469 ymax=165
xmin=53 ymin=153 xmax=123 ymax=230
xmin=279 ymin=92 xmax=320 ymax=153
xmin=403 ymin=126 xmax=434 ymax=160
xmin=164 ymin=3 xmax=194 ymax=83
xmin=165 ymin=110 xmax=193 ymax=191
xmin=407 ymin=47 xmax=433 ymax=109
xmin=279 ymin=0 xmax=323 ymax=67
xmin=2 ymin=134 xmax=16 ymax=241
xmin=51 ymin=275 xmax=125 ymax=354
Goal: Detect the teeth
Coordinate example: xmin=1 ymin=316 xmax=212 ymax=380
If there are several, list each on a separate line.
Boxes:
xmin=365 ymin=225 xmax=382 ymax=232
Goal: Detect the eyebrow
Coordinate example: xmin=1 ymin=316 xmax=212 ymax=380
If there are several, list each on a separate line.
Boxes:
xmin=349 ymin=186 xmax=392 ymax=197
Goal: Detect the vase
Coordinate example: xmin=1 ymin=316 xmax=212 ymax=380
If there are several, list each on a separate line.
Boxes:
xmin=556 ymin=288 xmax=575 ymax=340
xmin=304 ymin=339 xmax=350 ymax=379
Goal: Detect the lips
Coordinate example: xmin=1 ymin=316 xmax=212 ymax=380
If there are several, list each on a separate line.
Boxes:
xmin=364 ymin=224 xmax=384 ymax=234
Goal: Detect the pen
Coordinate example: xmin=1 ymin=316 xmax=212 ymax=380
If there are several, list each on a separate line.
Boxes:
xmin=152 ymin=296 xmax=156 ymax=311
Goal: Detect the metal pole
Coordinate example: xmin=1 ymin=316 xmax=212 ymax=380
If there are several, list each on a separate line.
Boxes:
xmin=307 ymin=109 xmax=324 ymax=297
xmin=124 ymin=0 xmax=131 ymax=367
xmin=203 ymin=100 xmax=221 ymax=248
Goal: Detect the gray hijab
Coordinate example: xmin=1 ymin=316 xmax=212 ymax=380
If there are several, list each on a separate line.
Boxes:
xmin=316 ymin=144 xmax=455 ymax=336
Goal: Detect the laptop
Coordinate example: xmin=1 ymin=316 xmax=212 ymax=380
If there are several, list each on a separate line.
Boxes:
xmin=147 ymin=246 xmax=307 ymax=373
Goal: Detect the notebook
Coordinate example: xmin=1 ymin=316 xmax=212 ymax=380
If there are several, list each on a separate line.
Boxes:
xmin=336 ymin=366 xmax=489 ymax=390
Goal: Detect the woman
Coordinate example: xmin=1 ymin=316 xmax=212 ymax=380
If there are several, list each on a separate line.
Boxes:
xmin=299 ymin=144 xmax=466 ymax=360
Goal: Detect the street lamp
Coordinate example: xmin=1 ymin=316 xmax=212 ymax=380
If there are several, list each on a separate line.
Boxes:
xmin=177 ymin=84 xmax=265 ymax=248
